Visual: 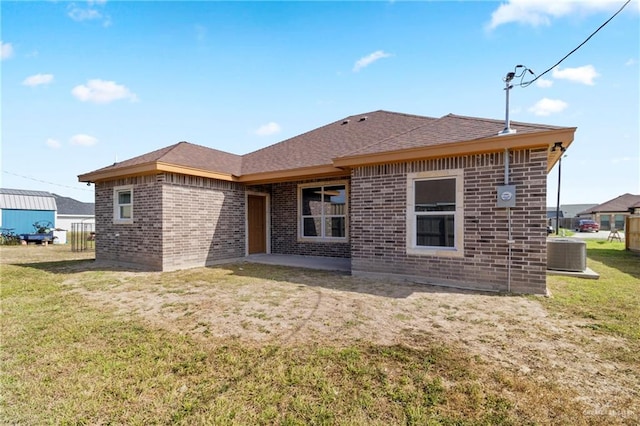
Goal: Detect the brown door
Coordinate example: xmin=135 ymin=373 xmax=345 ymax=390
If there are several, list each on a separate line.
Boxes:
xmin=248 ymin=195 xmax=267 ymax=254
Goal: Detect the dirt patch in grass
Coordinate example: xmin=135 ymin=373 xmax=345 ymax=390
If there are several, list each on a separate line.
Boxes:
xmin=2 ymin=245 xmax=638 ymax=422
xmin=58 ymin=261 xmax=639 ymax=421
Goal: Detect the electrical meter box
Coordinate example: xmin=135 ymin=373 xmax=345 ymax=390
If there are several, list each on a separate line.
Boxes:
xmin=496 ymin=185 xmax=517 ymax=208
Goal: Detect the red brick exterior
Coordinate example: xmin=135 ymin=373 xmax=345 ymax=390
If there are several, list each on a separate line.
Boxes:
xmin=350 ymin=149 xmax=549 ymax=294
xmin=94 ymin=173 xmax=245 ymax=271
xmin=95 ymin=175 xmax=164 ymax=270
xmin=270 ymin=180 xmax=351 ymax=258
xmin=94 ymin=149 xmax=549 ymax=293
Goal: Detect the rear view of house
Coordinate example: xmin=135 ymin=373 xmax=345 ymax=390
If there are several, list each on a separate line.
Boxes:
xmin=79 ymin=110 xmax=576 ymax=294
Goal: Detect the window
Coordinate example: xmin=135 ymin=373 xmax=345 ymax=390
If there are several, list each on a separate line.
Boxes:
xmin=114 ymin=186 xmax=133 ymax=223
xmin=600 ymin=214 xmax=610 ymax=230
xmin=407 ymin=170 xmax=463 ymax=257
xmin=614 ymin=214 xmax=625 ymax=230
xmin=299 ymin=183 xmax=347 ymax=240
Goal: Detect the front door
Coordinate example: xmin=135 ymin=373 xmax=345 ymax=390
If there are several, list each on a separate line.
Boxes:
xmin=248 ymin=195 xmax=267 ymax=254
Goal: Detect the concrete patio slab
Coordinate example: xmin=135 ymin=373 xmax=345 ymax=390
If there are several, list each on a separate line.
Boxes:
xmin=547 ymin=267 xmax=600 ymax=280
xmin=244 ymin=254 xmax=351 ymax=272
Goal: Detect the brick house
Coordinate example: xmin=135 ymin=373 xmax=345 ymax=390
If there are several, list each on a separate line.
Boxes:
xmin=79 ymin=111 xmax=576 ymax=294
xmin=576 ymin=193 xmax=640 ymax=231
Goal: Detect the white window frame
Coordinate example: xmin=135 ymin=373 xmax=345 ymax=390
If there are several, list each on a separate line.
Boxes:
xmin=406 ymin=170 xmax=464 ymax=257
xmin=113 ymin=185 xmax=133 ymax=224
xmin=298 ymin=181 xmax=349 ymax=242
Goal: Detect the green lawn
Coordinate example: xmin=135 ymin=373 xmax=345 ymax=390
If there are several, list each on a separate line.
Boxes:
xmin=1 ymin=244 xmax=638 ymax=425
xmin=545 ymin=240 xmax=639 ymax=341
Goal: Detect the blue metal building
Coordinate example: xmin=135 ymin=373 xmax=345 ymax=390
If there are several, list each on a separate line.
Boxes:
xmin=0 ymin=188 xmax=57 ymax=234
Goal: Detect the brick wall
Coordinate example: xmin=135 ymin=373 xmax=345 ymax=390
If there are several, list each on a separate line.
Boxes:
xmin=271 ymin=179 xmax=351 ymax=258
xmin=94 ymin=173 xmax=245 ymax=271
xmin=350 ymin=149 xmax=549 ymax=294
xmin=94 ymin=175 xmax=164 ymax=270
xmin=161 ymin=173 xmax=245 ymax=270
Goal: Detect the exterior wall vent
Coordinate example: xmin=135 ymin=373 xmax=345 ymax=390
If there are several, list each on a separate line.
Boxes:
xmin=547 ymin=238 xmax=587 ymax=272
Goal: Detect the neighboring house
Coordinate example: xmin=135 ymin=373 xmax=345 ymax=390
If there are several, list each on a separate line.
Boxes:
xmin=547 ymin=204 xmax=597 ymax=229
xmin=561 ymin=204 xmax=597 ymax=219
xmin=53 ymin=194 xmax=95 ymax=231
xmin=577 ymin=193 xmax=640 ymax=231
xmin=79 ymin=110 xmax=576 ymax=294
xmin=0 ymin=188 xmax=56 ymax=234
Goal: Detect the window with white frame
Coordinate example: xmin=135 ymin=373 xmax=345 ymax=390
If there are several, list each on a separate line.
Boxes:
xmin=114 ymin=186 xmax=133 ymax=223
xmin=406 ymin=170 xmax=463 ymax=256
xmin=299 ymin=183 xmax=347 ymax=240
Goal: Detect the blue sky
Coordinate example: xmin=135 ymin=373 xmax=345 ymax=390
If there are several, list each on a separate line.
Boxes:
xmin=2 ymin=1 xmax=638 ymax=206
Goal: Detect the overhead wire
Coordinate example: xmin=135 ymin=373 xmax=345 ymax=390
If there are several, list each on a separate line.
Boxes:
xmin=2 ymin=170 xmax=94 ymax=192
xmin=518 ymin=0 xmax=632 ymax=88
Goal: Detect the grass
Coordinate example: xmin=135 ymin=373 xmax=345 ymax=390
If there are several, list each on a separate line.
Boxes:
xmin=1 ymin=244 xmax=638 ymax=424
xmin=545 ymin=240 xmax=640 ymax=342
xmin=544 ymin=240 xmax=640 ymax=372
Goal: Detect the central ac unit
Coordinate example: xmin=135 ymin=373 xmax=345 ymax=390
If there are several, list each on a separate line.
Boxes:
xmin=547 ymin=238 xmax=587 ymax=272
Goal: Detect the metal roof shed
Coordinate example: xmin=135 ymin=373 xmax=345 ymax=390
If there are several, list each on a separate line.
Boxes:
xmin=0 ymin=188 xmax=57 ymax=234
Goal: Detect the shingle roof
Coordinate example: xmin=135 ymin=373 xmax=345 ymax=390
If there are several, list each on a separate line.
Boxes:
xmin=86 ymin=141 xmax=243 ymax=177
xmin=53 ymin=194 xmax=95 ymax=215
xmin=344 ymin=114 xmax=566 ymax=157
xmin=79 ymin=110 xmax=575 ymax=182
xmin=578 ymin=193 xmax=640 ymax=214
xmin=0 ymin=188 xmax=57 ymax=210
xmin=559 ymin=204 xmax=598 ymax=218
xmin=241 ymin=110 xmax=434 ymax=174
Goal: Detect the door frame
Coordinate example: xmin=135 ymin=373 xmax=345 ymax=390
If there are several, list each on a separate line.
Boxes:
xmin=245 ymin=191 xmax=270 ymax=256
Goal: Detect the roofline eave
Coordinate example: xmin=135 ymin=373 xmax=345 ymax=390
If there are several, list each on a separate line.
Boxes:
xmin=332 ymin=128 xmax=576 ymax=172
xmin=78 ymin=161 xmax=238 ymax=183
xmin=238 ymin=165 xmax=348 ymax=184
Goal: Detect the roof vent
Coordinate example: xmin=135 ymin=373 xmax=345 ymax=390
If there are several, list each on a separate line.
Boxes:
xmin=358 ymin=116 xmax=367 ymax=122
xmin=341 ymin=119 xmax=350 ymax=125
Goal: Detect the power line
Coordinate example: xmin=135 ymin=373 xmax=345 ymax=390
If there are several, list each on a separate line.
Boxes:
xmin=2 ymin=170 xmax=93 ymax=192
xmin=519 ymin=0 xmax=632 ymax=87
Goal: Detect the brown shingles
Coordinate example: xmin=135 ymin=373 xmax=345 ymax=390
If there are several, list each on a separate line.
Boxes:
xmin=80 ymin=111 xmax=573 ymax=179
xmin=240 ymin=110 xmax=435 ymax=174
xmin=343 ymin=114 xmax=568 ymax=157
xmin=85 ymin=141 xmax=242 ymax=176
xmin=579 ymin=193 xmax=640 ymax=214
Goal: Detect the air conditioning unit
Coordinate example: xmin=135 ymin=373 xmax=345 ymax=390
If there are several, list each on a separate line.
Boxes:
xmin=547 ymin=238 xmax=587 ymax=272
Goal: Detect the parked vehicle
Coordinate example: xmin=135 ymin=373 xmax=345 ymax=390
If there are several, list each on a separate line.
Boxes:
xmin=576 ymin=219 xmax=600 ymax=233
xmin=19 ymin=221 xmax=55 ymax=244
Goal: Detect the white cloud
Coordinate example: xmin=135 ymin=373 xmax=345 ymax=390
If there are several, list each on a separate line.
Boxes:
xmin=67 ymin=1 xmax=111 ymax=27
xmin=71 ymin=79 xmax=138 ymax=104
xmin=552 ymin=65 xmax=599 ymax=85
xmin=535 ymin=78 xmax=553 ymax=88
xmin=353 ymin=50 xmax=392 ymax=72
xmin=22 ymin=73 xmax=54 ymax=87
xmin=487 ymin=0 xmax=627 ymax=30
xmin=254 ymin=122 xmax=281 ymax=136
xmin=68 ymin=7 xmax=101 ymax=21
xmin=528 ymin=98 xmax=568 ymax=116
xmin=46 ymin=138 xmax=61 ymax=149
xmin=1 ymin=41 xmax=13 ymax=60
xmin=626 ymin=58 xmax=638 ymax=66
xmin=70 ymin=134 xmax=98 ymax=146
